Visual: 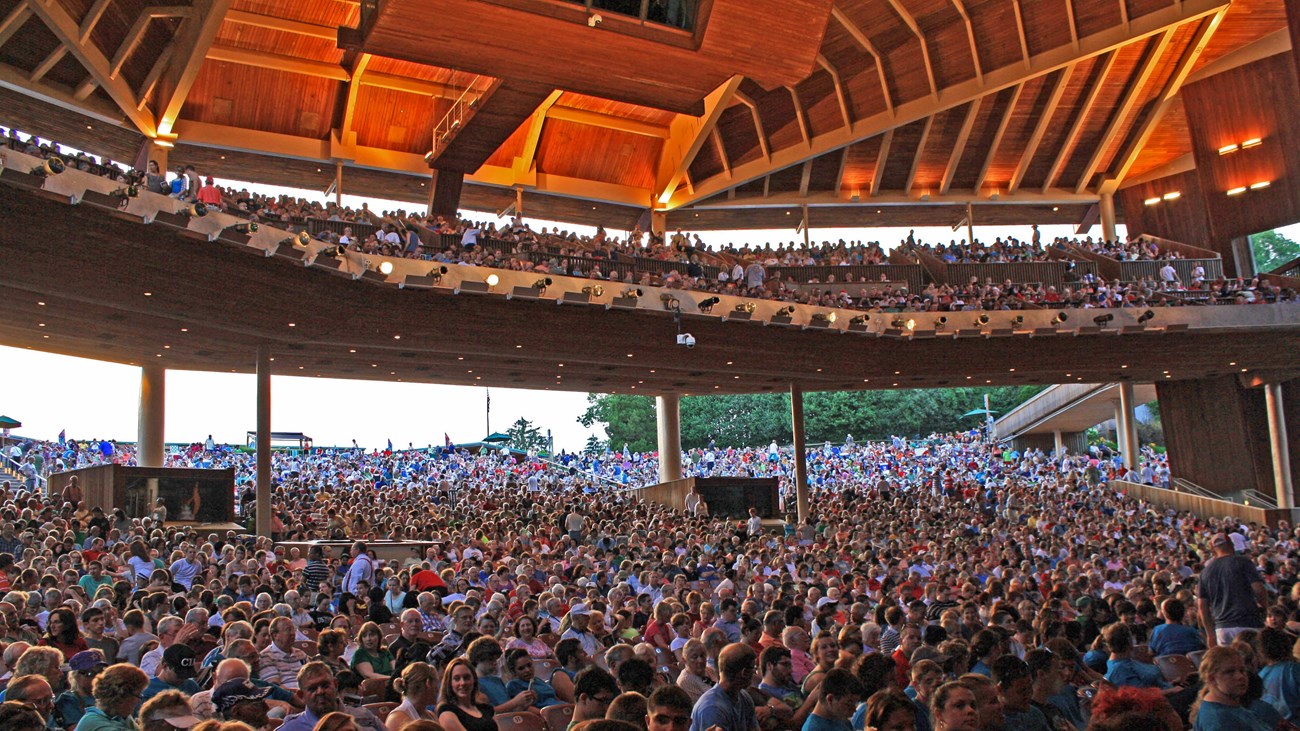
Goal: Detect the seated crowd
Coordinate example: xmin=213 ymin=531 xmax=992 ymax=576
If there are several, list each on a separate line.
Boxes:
xmin=0 ymin=427 xmax=1297 ymax=731
xmin=5 ymin=127 xmax=1293 ymax=314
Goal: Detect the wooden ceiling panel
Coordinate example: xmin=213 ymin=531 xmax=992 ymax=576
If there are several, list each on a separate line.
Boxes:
xmin=839 ymin=135 xmax=885 ymax=194
xmin=172 ymin=141 xmax=336 ymax=191
xmin=1126 ymin=95 xmax=1189 ymax=179
xmin=818 ymin=13 xmax=863 ymax=67
xmin=118 ymin=20 xmax=182 ymax=93
xmin=798 ymin=69 xmax=844 ymax=138
xmin=338 ymin=165 xmax=432 ymax=209
xmin=766 ymin=161 xmax=804 ymax=194
xmin=884 ymin=41 xmax=932 ymax=105
xmin=878 ymin=118 xmax=928 ymax=190
xmin=215 ymin=21 xmax=344 ymax=64
xmin=808 ymin=148 xmax=845 ymax=194
xmin=1053 ymin=40 xmax=1145 ymax=187
xmin=44 ymin=48 xmax=90 ymax=89
xmin=233 ymin=0 xmax=360 ymax=28
xmin=1020 ymin=54 xmax=1103 ymax=189
xmin=1019 ymin=0 xmax=1073 ymax=56
xmin=365 ymin=57 xmax=482 ymax=88
xmin=838 ymin=0 xmax=911 ymax=55
xmin=555 ymin=93 xmax=677 ymax=127
xmin=1128 ymin=0 xmax=1175 ymax=23
xmin=0 ymin=13 xmax=61 ymax=71
xmin=483 ymin=118 xmax=531 ymax=169
xmin=687 ymin=127 xmax=726 ymax=182
xmin=901 ymin=0 xmax=958 ymax=23
xmin=352 ymin=86 xmax=443 ymax=154
xmin=969 ymin=0 xmax=1023 ymax=73
xmin=748 ymin=83 xmax=803 ymax=153
xmin=982 ymin=75 xmax=1049 ymax=190
xmin=717 ymin=104 xmax=763 ymax=167
xmin=925 ymin=17 xmax=977 ymax=87
xmin=1187 ymin=0 xmax=1287 ymax=76
xmin=841 ymin=57 xmax=888 ymax=122
xmin=947 ymin=85 xmax=1015 ymax=191
xmin=181 ymin=61 xmax=340 ymax=139
xmin=670 ymin=201 xmax=1096 ymax=230
xmin=0 ymin=86 xmax=143 ymax=162
xmin=537 ymin=119 xmax=661 ymax=190
xmin=913 ymin=105 xmax=970 ymax=192
xmin=1072 ymin=0 xmax=1125 ymax=39
xmin=916 ymin=4 xmax=963 ymax=32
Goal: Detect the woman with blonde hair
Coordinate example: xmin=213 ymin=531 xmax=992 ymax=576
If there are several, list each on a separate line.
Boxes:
xmin=75 ymin=663 xmax=150 ymax=731
xmin=387 ymin=662 xmax=440 ymax=731
xmin=1190 ymin=646 xmax=1271 ymax=730
xmin=312 ymin=711 xmax=360 ymax=731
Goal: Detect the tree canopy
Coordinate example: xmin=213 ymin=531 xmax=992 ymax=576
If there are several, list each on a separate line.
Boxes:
xmin=578 ymin=386 xmax=1044 ymax=452
xmin=1250 ymin=229 xmax=1300 ymax=273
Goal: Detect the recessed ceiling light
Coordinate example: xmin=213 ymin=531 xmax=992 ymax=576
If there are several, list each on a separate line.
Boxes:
xmin=288 ymin=323 xmax=296 ymax=327
xmin=143 ymin=292 xmax=152 ymax=296
xmin=180 ymin=328 xmax=188 ymax=332
xmin=37 ymin=301 xmax=44 ymax=306
xmin=393 ymin=335 xmax=401 ymax=340
xmin=349 ymin=349 xmax=357 ymax=353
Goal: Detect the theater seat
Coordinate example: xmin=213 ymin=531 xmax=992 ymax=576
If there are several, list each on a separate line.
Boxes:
xmin=1154 ymin=654 xmax=1196 ymax=683
xmin=542 ymin=704 xmax=575 ymax=731
xmin=365 ymin=702 xmax=398 ymax=723
xmin=496 ymin=712 xmax=547 ymax=731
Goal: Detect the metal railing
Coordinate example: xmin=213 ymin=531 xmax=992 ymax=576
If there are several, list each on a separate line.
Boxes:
xmin=1 ymin=453 xmax=45 ymax=492
xmin=430 ymin=76 xmax=489 ymax=158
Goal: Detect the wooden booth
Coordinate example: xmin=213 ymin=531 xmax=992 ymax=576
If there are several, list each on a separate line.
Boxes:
xmin=48 ymin=465 xmax=236 ymax=524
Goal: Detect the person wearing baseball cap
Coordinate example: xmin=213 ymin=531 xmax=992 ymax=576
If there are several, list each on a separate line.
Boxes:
xmin=139 ymin=690 xmax=201 ymax=730
xmin=142 ymin=644 xmax=200 ymax=701
xmin=212 ymin=677 xmax=273 ymax=729
xmin=54 ymin=649 xmax=107 ymax=728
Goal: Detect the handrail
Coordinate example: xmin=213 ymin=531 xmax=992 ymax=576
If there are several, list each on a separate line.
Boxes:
xmin=430 ymin=75 xmax=488 ymax=158
xmin=1240 ymin=488 xmax=1278 ymax=509
xmin=1 ymin=452 xmax=46 ymax=492
xmin=533 ymin=455 xmax=629 ymax=490
xmin=1173 ymin=477 xmax=1222 ymax=500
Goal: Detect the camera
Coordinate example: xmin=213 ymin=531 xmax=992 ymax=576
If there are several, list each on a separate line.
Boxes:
xmin=588 ymin=13 xmax=602 ymax=26
xmin=676 ymin=333 xmax=696 ymax=348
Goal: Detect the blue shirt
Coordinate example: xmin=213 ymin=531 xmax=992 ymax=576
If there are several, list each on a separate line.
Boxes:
xmin=1259 ymin=662 xmax=1300 ymax=722
xmin=1105 ymin=658 xmax=1170 ymax=689
xmin=802 ymin=712 xmax=851 ymax=731
xmin=506 ymin=677 xmax=562 ymax=708
xmin=691 ymin=683 xmax=758 ymax=731
xmin=141 ymin=677 xmax=200 ymax=702
xmin=280 ymin=705 xmax=386 ymax=731
xmin=1192 ymin=700 xmax=1270 ymax=731
xmin=1148 ymin=623 xmax=1205 ymax=657
xmin=479 ymin=676 xmax=510 ymax=707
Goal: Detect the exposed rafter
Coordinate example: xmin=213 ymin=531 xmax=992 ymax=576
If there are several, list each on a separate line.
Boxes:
xmin=1010 ymin=65 xmax=1072 ymax=194
xmin=816 ymin=55 xmax=852 ymax=129
xmin=337 ymin=53 xmax=372 ymax=148
xmin=1011 ymin=0 xmax=1031 ymax=67
xmin=665 ymin=0 xmax=1227 ymax=209
xmin=27 ymin=0 xmax=159 ymax=136
xmin=734 ymin=91 xmax=771 ymax=161
xmin=1102 ymin=10 xmax=1226 ymax=192
xmin=904 ymin=117 xmax=933 ymax=195
xmin=135 ymin=45 xmax=172 ymax=110
xmin=78 ymin=0 xmax=111 ymax=44
xmin=653 ymin=76 xmax=742 ymax=205
xmin=109 ymin=6 xmax=192 ymax=80
xmin=950 ymin=0 xmax=983 ymax=82
xmin=1185 ymin=27 xmax=1289 ymax=84
xmin=0 ymin=2 xmax=33 ymax=49
xmin=711 ymin=128 xmax=731 ymax=180
xmin=941 ymin=101 xmax=981 ymax=194
xmin=225 ymin=9 xmax=337 ymax=39
xmin=514 ymin=89 xmax=564 ymax=177
xmin=29 ymin=46 xmax=66 ymax=84
xmin=870 ymin=129 xmax=893 ymax=197
xmin=788 ymin=85 xmax=811 ymax=146
xmin=545 ymin=106 xmax=670 ymax=139
xmin=1065 ymin=0 xmax=1079 ymax=51
xmin=883 ymin=0 xmax=937 ymax=97
xmin=835 ymin=146 xmax=849 ymax=195
xmin=155 ymin=0 xmax=233 ymax=138
xmin=360 ymin=72 xmax=459 ymax=99
xmin=206 ymin=45 xmax=349 ymax=81
xmin=831 ymin=7 xmax=893 ymax=117
xmin=1074 ymin=29 xmax=1175 ymax=193
xmin=1042 ymin=51 xmax=1119 ymax=192
xmin=799 ymin=160 xmax=813 ymax=197
xmin=690 ymin=188 xmax=1101 ymax=209
xmin=974 ymin=85 xmax=1023 ymax=193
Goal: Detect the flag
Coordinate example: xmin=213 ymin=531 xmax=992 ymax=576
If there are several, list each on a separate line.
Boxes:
xmin=387 ymin=439 xmax=393 ymax=452
xmin=444 ymin=433 xmax=453 ymax=449
xmin=58 ymin=430 xmax=65 ymax=445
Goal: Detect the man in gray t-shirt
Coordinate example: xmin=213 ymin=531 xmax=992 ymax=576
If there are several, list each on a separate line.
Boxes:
xmin=1197 ymin=532 xmax=1267 ymax=646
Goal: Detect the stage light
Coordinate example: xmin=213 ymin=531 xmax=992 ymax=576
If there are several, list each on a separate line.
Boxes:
xmin=1137 ymin=309 xmax=1155 ymax=324
xmin=1052 ymin=312 xmax=1069 ymax=325
xmin=234 ymin=223 xmax=259 ymax=233
xmin=378 ymin=261 xmax=394 ymax=276
xmin=429 ymin=265 xmax=448 ymax=283
xmin=933 ymin=316 xmax=947 ymax=331
xmin=698 ymin=296 xmax=720 ymax=313
xmin=850 ymin=315 xmax=869 ymax=325
xmin=533 ymin=277 xmax=552 ymax=289
xmin=1093 ymin=313 xmax=1114 ymax=326
xmin=281 ymin=230 xmax=310 ymax=247
xmin=974 ymin=314 xmax=990 ymax=327
xmin=111 ymin=184 xmax=140 ymax=198
xmin=776 ymin=306 xmax=796 ymax=317
xmin=811 ymin=311 xmax=836 ymax=323
xmin=1011 ymin=315 xmax=1024 ymax=326
xmin=485 ymin=274 xmax=500 ymax=287
xmin=661 ymin=294 xmax=680 ymax=310
xmin=31 ymin=156 xmax=65 ymax=177
xmin=622 ymin=287 xmax=643 ymax=298
xmin=735 ymin=302 xmax=756 ymax=314
xmin=184 ymin=202 xmax=208 ymax=218
xmin=582 ymin=285 xmax=604 ymax=297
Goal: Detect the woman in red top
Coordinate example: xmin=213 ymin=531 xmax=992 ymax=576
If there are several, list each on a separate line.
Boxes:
xmin=39 ymin=606 xmax=88 ymax=661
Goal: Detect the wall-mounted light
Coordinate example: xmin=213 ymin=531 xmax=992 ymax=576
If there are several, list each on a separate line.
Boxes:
xmin=1250 ymin=181 xmax=1270 ymax=190
xmin=1227 ymin=186 xmax=1247 ymax=196
xmin=378 ymin=261 xmax=393 ymax=276
xmin=582 ymin=285 xmax=604 ymax=296
xmin=1162 ymin=191 xmax=1180 ymax=200
xmin=1218 ymin=144 xmax=1239 ymax=155
xmin=1241 ymin=137 xmax=1262 ymax=149
xmin=486 ymin=274 xmax=500 ymax=287
xmin=30 ymin=156 xmax=65 ymax=177
xmin=1144 ymin=197 xmax=1161 ymax=206
xmin=660 ymin=293 xmax=680 ymax=311
xmin=698 ymin=296 xmax=720 ymax=313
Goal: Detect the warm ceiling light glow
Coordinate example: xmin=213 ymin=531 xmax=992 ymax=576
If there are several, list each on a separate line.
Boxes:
xmin=378 ymin=261 xmax=393 ymax=275
xmin=1226 ymin=186 xmax=1247 ymax=196
xmin=485 ymin=274 xmax=500 ymax=287
xmin=1144 ymin=197 xmax=1161 ymax=206
xmin=1162 ymin=191 xmax=1180 ymax=200
xmin=37 ymin=301 xmax=44 ymax=305
xmin=153 ymin=139 xmax=174 ymax=148
xmin=143 ymin=292 xmax=152 ymax=296
xmin=1250 ymin=181 xmax=1271 ymax=190
xmin=1218 ymin=143 xmax=1238 ymax=155
xmin=1241 ymin=137 xmax=1262 ymax=148
xmin=393 ymin=335 xmax=400 ymax=339
xmin=288 ymin=322 xmax=296 ymax=327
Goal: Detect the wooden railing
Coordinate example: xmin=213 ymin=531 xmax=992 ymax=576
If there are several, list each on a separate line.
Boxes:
xmin=946 ymin=261 xmax=1072 ymax=290
xmin=1137 ymin=234 xmax=1219 ymax=260
xmin=1117 ymin=258 xmax=1224 ymax=283
xmin=766 ymin=264 xmax=925 ymax=293
xmin=1111 ymin=480 xmax=1297 ymax=527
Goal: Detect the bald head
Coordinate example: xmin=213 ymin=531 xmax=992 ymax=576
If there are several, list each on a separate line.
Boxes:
xmin=717 ymin=643 xmax=757 ymax=691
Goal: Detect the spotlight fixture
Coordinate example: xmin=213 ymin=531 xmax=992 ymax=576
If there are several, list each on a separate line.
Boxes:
xmin=400 ymin=265 xmax=449 ymax=290
xmin=378 ymin=261 xmax=394 ymax=276
xmin=736 ymin=302 xmax=756 ymax=314
xmin=725 ymin=301 xmax=757 ymax=323
xmin=486 ymin=274 xmax=500 ymax=287
xmin=622 ymin=287 xmax=644 ymax=298
xmin=660 ymin=293 xmax=681 ymax=310
xmin=429 ymin=265 xmax=448 ymax=281
xmin=1093 ymin=313 xmax=1114 ymax=326
xmin=1051 ymin=312 xmax=1069 ymax=325
xmin=776 ymin=306 xmax=796 ymax=317
xmin=698 ymin=296 xmax=720 ymax=313
xmin=111 ymin=184 xmax=140 ymax=199
xmin=1137 ymin=310 xmax=1155 ymax=324
xmin=582 ymin=285 xmax=604 ymax=297
xmin=30 ymin=156 xmax=65 ymax=177
xmin=532 ymin=277 xmax=553 ymax=290
xmin=806 ymin=312 xmax=837 ymax=329
xmin=847 ymin=314 xmax=871 ymax=333
xmin=281 ymin=230 xmax=311 ymax=247
xmin=1011 ymin=315 xmax=1024 ymax=327
xmin=974 ymin=314 xmax=990 ymax=327
xmin=768 ymin=306 xmax=796 ymax=327
xmin=183 ymin=202 xmax=208 ymax=218
xmin=234 ymin=223 xmax=259 ymax=234
xmin=933 ymin=316 xmax=947 ymax=331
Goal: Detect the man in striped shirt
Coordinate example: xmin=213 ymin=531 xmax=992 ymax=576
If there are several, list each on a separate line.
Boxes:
xmin=301 ymin=546 xmax=331 ymax=594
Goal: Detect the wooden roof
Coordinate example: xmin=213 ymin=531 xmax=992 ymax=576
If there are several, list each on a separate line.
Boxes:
xmin=0 ymin=0 xmax=1290 ymax=227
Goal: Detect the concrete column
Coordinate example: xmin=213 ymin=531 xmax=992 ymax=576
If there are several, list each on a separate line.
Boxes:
xmin=790 ymin=384 xmax=810 ymax=524
xmin=1099 ymin=192 xmax=1117 ymax=243
xmin=650 ymin=211 xmax=667 ymax=238
xmin=1112 ymin=399 xmax=1129 ymax=469
xmin=255 ymin=345 xmax=273 ymax=537
xmin=1264 ymin=382 xmax=1295 ymax=508
xmin=137 ymin=365 xmax=165 ymax=467
xmin=1118 ymin=382 xmax=1140 ymax=470
xmin=656 ymin=394 xmax=682 ymax=484
xmin=965 ymin=202 xmax=975 ymax=246
xmin=1053 ymin=429 xmax=1065 ymax=458
xmin=1230 ymin=236 xmax=1257 ymax=279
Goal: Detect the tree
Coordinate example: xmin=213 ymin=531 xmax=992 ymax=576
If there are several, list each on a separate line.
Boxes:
xmin=1250 ymin=229 xmax=1300 ymax=273
xmin=583 ymin=435 xmax=606 ymax=455
xmin=506 ymin=417 xmax=546 ymax=452
xmin=578 ymin=393 xmax=657 ymax=453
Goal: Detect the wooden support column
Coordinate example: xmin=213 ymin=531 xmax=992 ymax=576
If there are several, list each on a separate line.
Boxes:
xmin=791 ymin=384 xmax=810 ymax=524
xmin=255 ymin=345 xmax=272 ymax=538
xmin=1099 ymin=191 xmax=1117 ymax=242
xmin=656 ymin=394 xmax=682 ymax=483
xmin=427 ymin=168 xmax=464 ymax=219
xmin=1118 ymin=382 xmax=1140 ymax=470
xmin=137 ymin=365 xmax=165 ymax=468
xmin=1265 ymin=383 xmax=1295 ymax=508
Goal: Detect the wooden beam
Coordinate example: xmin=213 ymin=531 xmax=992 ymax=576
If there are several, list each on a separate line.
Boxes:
xmin=951 ymin=0 xmax=983 ymax=82
xmin=735 ymin=91 xmax=771 ymax=161
xmin=78 ymin=0 xmax=111 ymax=44
xmin=1065 ymin=0 xmax=1079 ymax=51
xmin=155 ymin=0 xmax=233 ymax=137
xmin=1074 ymin=28 xmax=1174 ymax=193
xmin=1010 ymin=65 xmax=1072 ymax=193
xmin=905 ymin=117 xmax=933 ymax=195
xmin=27 ymin=0 xmax=157 ymax=137
xmin=1184 ymin=27 xmax=1287 ymax=84
xmin=1042 ymin=51 xmax=1119 ymax=192
xmin=224 ymin=9 xmax=337 ymax=40
xmin=338 ymin=53 xmax=372 ymax=147
xmin=135 ymin=44 xmax=172 ymax=110
xmin=831 ymin=7 xmax=893 ymax=117
xmin=665 ymin=0 xmax=1229 ymax=209
xmin=870 ymin=129 xmax=893 ymax=196
xmin=0 ymin=2 xmax=32 ymax=50
xmin=1103 ymin=11 xmax=1226 ymax=192
xmin=816 ymin=55 xmax=852 ymax=128
xmin=1119 ymin=0 xmax=1130 ymax=32
xmin=206 ymin=44 xmax=349 ymax=81
xmin=711 ymin=127 xmax=731 ymax=179
xmin=941 ymin=101 xmax=980 ymax=194
xmin=884 ymin=0 xmax=938 ymax=97
xmin=799 ymin=160 xmax=813 ymax=197
xmin=653 ymin=75 xmax=742 ymax=204
xmin=835 ymin=146 xmax=849 ymax=195
xmin=1011 ymin=0 xmax=1031 ymax=67
xmin=546 ymin=106 xmax=670 ymax=138
xmin=514 ymin=89 xmax=564 ymax=176
xmin=788 ymin=86 xmax=811 ymax=147
xmin=73 ymin=77 xmax=97 ymax=101
xmin=690 ymin=187 xmax=1100 ymax=208
xmin=360 ymin=71 xmax=458 ymax=99
xmin=0 ymin=61 xmax=125 ymax=125
xmin=29 ymin=46 xmax=66 ymax=83
xmin=974 ymin=84 xmax=1022 ymax=193
xmin=109 ymin=6 xmax=192 ymax=80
